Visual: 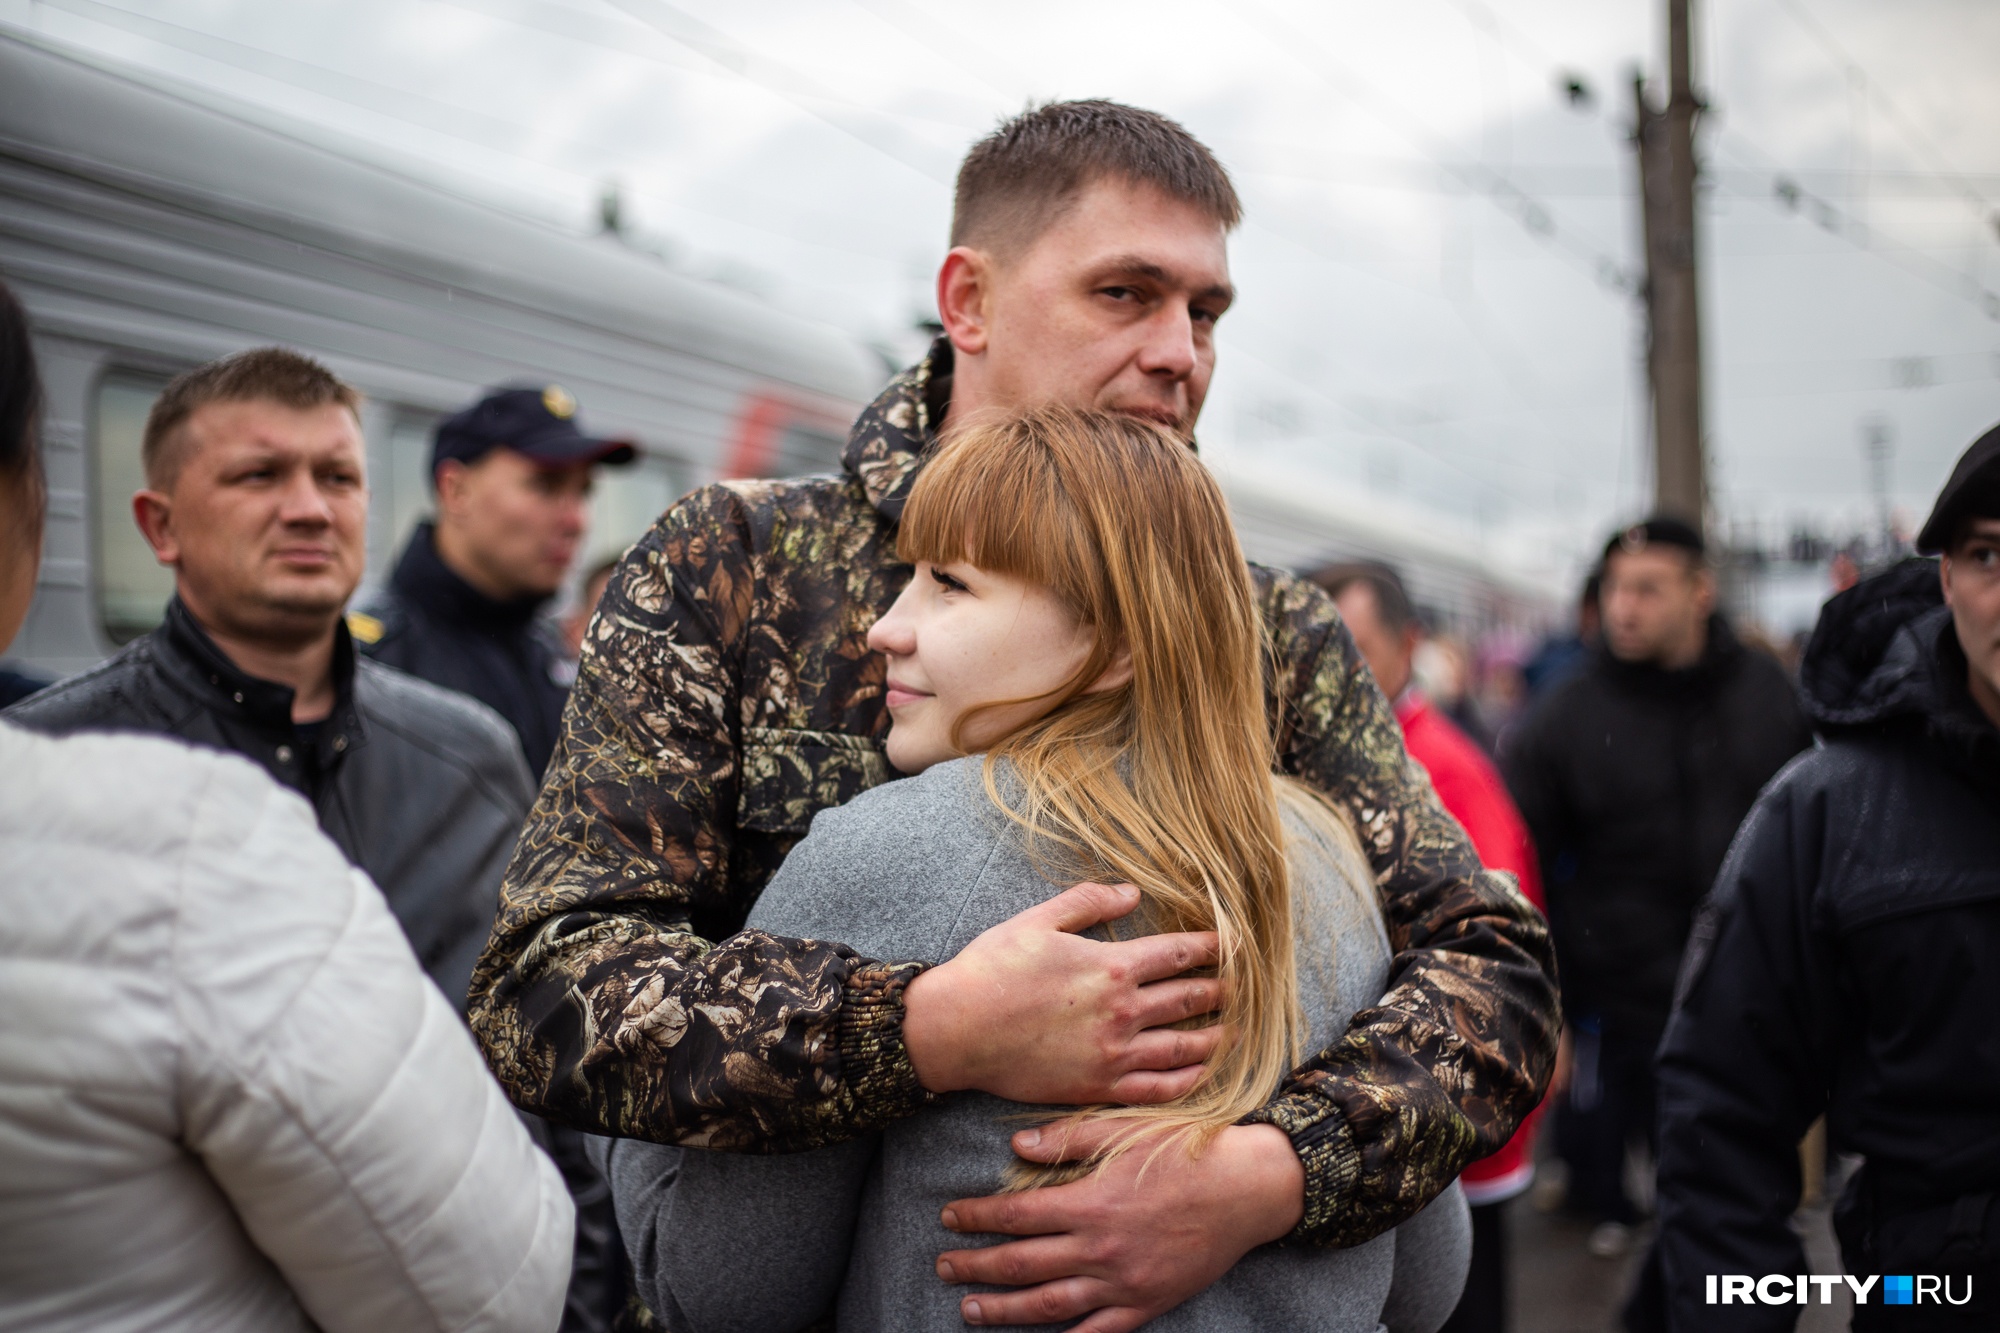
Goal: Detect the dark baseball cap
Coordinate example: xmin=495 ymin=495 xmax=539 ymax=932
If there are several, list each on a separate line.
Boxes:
xmin=1915 ymin=422 xmax=2000 ymax=555
xmin=1602 ymin=513 xmax=1705 ymax=564
xmin=432 ymin=385 xmax=636 ymax=477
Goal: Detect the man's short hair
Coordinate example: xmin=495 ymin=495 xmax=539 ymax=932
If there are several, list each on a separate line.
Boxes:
xmin=143 ymin=347 xmax=361 ymax=489
xmin=1308 ymin=560 xmax=1418 ymax=636
xmin=951 ymin=100 xmax=1242 ymax=259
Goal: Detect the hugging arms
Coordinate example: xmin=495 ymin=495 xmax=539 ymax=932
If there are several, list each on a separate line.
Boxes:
xmin=466 ymin=405 xmax=1555 ymax=1324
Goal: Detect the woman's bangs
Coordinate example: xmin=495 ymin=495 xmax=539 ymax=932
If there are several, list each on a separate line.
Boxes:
xmin=898 ymin=432 xmax=1068 ymax=590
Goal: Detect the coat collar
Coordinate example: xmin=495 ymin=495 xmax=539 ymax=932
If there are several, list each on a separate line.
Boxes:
xmin=155 ymin=596 xmax=364 ymax=756
xmin=390 ymin=521 xmax=549 ymax=632
xmin=841 ymin=336 xmax=955 ymax=524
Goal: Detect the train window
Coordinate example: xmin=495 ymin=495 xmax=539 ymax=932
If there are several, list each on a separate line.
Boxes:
xmin=363 ymin=411 xmax=439 ymax=585
xmin=91 ymin=372 xmax=176 ymax=644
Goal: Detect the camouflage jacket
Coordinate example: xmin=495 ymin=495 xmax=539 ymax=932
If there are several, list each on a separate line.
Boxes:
xmin=469 ymin=341 xmax=1559 ymax=1247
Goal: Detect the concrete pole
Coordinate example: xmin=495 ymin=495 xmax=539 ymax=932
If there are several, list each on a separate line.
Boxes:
xmin=1633 ymin=0 xmax=1707 ymax=532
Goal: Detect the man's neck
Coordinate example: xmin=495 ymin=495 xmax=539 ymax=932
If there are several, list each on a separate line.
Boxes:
xmin=432 ymin=520 xmax=518 ymax=603
xmin=182 ymin=599 xmax=339 ymax=724
xmin=1655 ymin=619 xmax=1708 ymax=672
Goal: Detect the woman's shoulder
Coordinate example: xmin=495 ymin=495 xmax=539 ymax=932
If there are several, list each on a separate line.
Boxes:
xmin=747 ymin=756 xmax=1014 ymax=962
xmin=1276 ymin=785 xmax=1394 ymax=1012
xmin=790 ymin=756 xmax=1004 ymax=863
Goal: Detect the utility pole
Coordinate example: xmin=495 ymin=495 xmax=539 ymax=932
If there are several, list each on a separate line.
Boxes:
xmin=1633 ymin=0 xmax=1706 ymax=532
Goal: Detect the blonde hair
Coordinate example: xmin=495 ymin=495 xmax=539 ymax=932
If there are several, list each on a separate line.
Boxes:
xmin=898 ymin=406 xmax=1369 ymax=1182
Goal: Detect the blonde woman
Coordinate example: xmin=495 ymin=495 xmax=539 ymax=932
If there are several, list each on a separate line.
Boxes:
xmin=604 ymin=408 xmax=1469 ymax=1332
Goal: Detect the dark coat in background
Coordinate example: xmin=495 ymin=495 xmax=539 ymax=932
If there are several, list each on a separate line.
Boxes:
xmin=1652 ymin=560 xmax=2000 ymax=1330
xmin=1503 ymin=616 xmax=1811 ymax=1043
xmin=357 ymin=521 xmax=571 ymax=780
xmin=2 ymin=597 xmax=531 ymax=1004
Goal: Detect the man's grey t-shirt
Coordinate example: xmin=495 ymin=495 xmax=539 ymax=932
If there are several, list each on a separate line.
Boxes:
xmin=608 ymin=757 xmax=1468 ymax=1332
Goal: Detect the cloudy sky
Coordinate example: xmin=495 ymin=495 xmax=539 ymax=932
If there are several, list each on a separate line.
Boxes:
xmin=4 ymin=0 xmax=1997 ymax=586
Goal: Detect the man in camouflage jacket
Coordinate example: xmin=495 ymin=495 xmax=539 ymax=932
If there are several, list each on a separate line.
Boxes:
xmin=474 ymin=339 xmax=1556 ymax=1207
xmin=472 ymin=102 xmax=1557 ymax=1317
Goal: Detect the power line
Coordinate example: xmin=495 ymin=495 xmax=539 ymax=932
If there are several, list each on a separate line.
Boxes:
xmin=596 ymin=0 xmax=955 ymax=184
xmin=1773 ymin=0 xmax=1996 ymax=221
xmin=7 ymin=1 xmax=937 ymax=272
xmin=1417 ymin=0 xmax=2000 ymax=322
xmin=1717 ymin=130 xmax=2000 ymax=322
xmin=1221 ymin=0 xmax=1639 ymax=302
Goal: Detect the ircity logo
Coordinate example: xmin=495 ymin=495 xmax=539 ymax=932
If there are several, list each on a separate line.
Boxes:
xmin=1705 ymin=1273 xmax=1975 ymax=1307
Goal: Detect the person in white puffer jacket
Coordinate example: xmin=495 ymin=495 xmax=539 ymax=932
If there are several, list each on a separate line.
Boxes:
xmin=0 ymin=722 xmax=576 ymax=1333
xmin=0 ymin=278 xmax=573 ymax=1333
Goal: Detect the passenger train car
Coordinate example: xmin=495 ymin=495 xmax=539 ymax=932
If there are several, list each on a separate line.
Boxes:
xmin=0 ymin=28 xmax=1551 ymax=681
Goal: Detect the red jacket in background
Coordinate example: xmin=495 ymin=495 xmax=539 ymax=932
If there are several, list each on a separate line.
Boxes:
xmin=1396 ymin=692 xmax=1547 ymax=1205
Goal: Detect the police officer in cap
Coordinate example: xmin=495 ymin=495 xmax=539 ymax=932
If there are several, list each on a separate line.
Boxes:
xmin=357 ymin=385 xmax=632 ymax=778
xmin=357 ymin=385 xmax=635 ymax=1332
xmin=1652 ymin=424 xmax=2000 ymax=1330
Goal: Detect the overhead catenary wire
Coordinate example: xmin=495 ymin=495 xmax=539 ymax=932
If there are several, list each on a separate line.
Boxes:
xmin=1423 ymin=0 xmax=2000 ymax=323
xmin=5 ymin=0 xmax=947 ymax=276
xmin=1772 ymin=0 xmax=1996 ymax=222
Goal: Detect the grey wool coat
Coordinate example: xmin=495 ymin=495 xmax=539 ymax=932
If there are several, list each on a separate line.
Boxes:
xmin=606 ymin=757 xmax=1470 ymax=1333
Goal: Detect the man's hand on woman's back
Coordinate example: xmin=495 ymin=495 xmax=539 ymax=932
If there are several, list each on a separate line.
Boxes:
xmin=901 ymin=881 xmax=1226 ymax=1106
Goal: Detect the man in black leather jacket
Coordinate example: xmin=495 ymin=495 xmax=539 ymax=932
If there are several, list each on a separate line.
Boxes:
xmin=1652 ymin=427 xmax=2000 ymax=1330
xmin=4 ymin=349 xmax=529 ymax=1004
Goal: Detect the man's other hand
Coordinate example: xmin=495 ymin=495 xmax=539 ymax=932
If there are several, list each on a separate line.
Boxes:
xmin=901 ymin=882 xmax=1223 ymax=1105
xmin=934 ymin=1120 xmax=1306 ymax=1331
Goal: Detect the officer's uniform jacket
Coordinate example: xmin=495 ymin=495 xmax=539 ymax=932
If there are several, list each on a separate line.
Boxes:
xmin=356 ymin=521 xmax=573 ymax=781
xmin=4 ymin=597 xmax=534 ymax=1006
xmin=470 ymin=342 xmax=1560 ymax=1246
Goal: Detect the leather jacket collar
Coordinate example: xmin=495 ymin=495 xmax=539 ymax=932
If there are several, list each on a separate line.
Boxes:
xmin=155 ymin=597 xmax=364 ymax=761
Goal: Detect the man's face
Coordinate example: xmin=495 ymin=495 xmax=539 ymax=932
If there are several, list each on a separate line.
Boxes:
xmin=1601 ymin=545 xmax=1713 ymax=668
xmin=1333 ymin=584 xmax=1415 ymax=702
xmin=950 ymin=177 xmax=1233 ymax=433
xmin=137 ymin=398 xmax=367 ymax=645
xmin=1942 ymin=516 xmax=2000 ymax=727
xmin=435 ymin=448 xmax=592 ymax=601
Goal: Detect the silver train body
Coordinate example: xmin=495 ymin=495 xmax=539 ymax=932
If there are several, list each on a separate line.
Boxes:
xmin=0 ymin=28 xmax=1550 ymax=679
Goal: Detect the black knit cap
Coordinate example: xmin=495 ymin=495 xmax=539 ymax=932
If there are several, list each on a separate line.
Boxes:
xmin=1602 ymin=513 xmax=1705 ymax=564
xmin=1915 ymin=422 xmax=2000 ymax=555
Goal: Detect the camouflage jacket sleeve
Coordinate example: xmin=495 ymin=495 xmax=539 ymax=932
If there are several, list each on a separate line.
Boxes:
xmin=466 ymin=485 xmax=932 ymax=1151
xmin=1244 ymin=570 xmax=1561 ymax=1248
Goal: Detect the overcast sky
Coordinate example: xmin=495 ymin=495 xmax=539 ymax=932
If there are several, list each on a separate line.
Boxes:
xmin=4 ymin=0 xmax=1997 ymax=586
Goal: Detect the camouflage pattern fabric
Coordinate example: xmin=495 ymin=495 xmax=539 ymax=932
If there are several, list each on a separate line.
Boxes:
xmin=469 ymin=340 xmax=1559 ymax=1248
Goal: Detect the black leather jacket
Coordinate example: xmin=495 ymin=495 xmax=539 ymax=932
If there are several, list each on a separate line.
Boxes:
xmin=2 ymin=598 xmax=534 ymax=1006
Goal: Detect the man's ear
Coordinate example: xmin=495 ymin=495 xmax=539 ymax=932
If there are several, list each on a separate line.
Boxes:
xmin=1692 ymin=565 xmax=1718 ymax=616
xmin=936 ymin=247 xmax=993 ymax=357
xmin=434 ymin=458 xmax=468 ymax=516
xmin=132 ymin=490 xmax=179 ymax=569
xmin=1941 ymin=551 xmax=1957 ymax=609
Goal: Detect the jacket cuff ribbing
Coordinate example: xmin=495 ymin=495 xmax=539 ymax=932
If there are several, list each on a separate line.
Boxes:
xmin=837 ymin=960 xmax=940 ymax=1128
xmin=1244 ymin=1092 xmax=1362 ymax=1246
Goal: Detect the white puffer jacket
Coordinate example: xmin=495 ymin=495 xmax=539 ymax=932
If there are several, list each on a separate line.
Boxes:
xmin=0 ymin=722 xmax=573 ymax=1333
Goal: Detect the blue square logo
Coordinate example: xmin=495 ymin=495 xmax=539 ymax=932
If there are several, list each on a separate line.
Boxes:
xmin=1884 ymin=1275 xmax=1914 ymax=1305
